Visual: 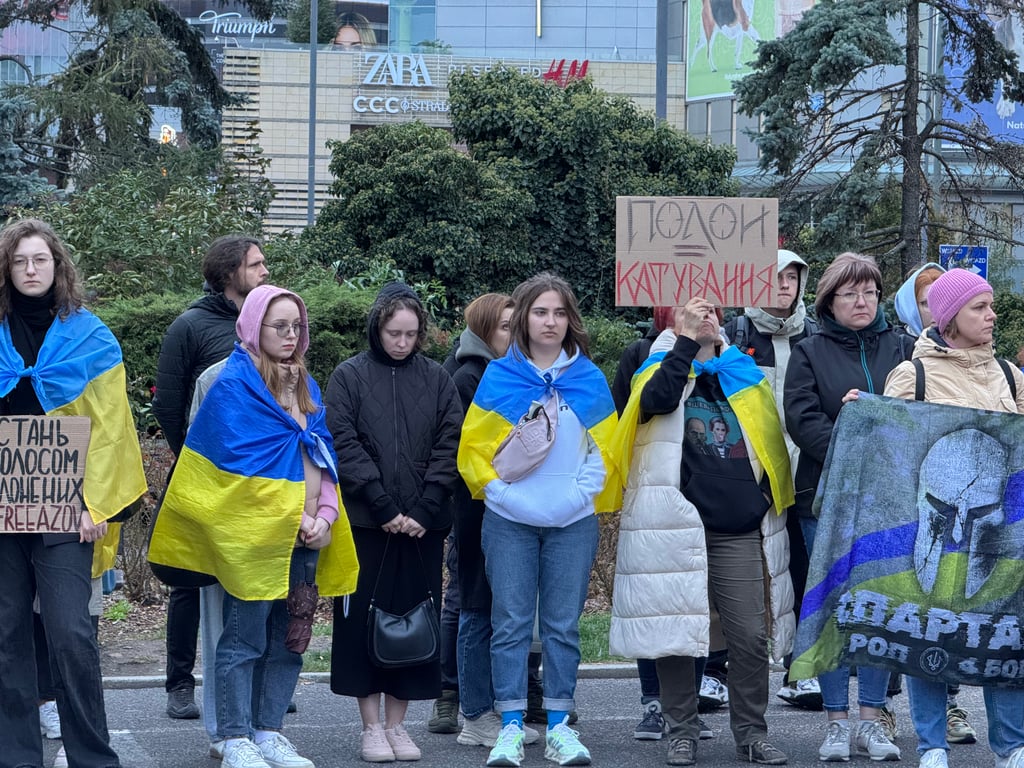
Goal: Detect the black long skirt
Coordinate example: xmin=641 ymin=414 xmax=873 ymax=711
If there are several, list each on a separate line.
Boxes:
xmin=330 ymin=527 xmax=445 ymax=700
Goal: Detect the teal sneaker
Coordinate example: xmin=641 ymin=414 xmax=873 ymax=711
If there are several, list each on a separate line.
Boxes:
xmin=545 ymin=718 xmax=591 ymax=766
xmin=487 ymin=723 xmax=526 ymax=767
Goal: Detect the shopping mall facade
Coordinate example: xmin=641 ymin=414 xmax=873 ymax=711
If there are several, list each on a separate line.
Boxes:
xmin=3 ymin=0 xmax=1023 ymax=255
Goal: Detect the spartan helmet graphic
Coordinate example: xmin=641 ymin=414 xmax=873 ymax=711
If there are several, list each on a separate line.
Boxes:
xmin=915 ymin=429 xmax=1007 ymax=599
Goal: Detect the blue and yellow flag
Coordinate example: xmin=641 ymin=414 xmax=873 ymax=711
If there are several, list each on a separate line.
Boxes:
xmin=458 ymin=347 xmax=621 ymax=512
xmin=149 ymin=346 xmax=359 ymax=601
xmin=792 ymin=395 xmax=1024 ymax=687
xmin=0 ymin=310 xmax=146 ymax=526
xmin=612 ymin=344 xmax=794 ymax=511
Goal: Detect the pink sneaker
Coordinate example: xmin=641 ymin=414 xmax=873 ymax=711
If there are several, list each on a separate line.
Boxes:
xmin=361 ymin=723 xmax=395 ymax=763
xmin=384 ymin=724 xmax=421 ymax=761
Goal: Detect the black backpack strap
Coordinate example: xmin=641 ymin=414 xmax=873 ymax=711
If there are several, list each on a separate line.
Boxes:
xmin=733 ymin=314 xmax=749 ymax=351
xmin=998 ymin=358 xmax=1018 ymax=400
xmin=913 ymin=358 xmax=925 ymax=401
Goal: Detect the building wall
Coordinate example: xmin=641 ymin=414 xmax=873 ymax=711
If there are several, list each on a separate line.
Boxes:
xmin=224 ymin=48 xmax=687 ymax=232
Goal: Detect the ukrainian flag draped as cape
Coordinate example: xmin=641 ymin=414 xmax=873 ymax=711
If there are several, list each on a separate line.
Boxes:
xmin=149 ymin=346 xmax=359 ymax=601
xmin=612 ymin=344 xmax=794 ymax=512
xmin=458 ymin=346 xmax=621 ymax=512
xmin=0 ymin=310 xmax=146 ymax=538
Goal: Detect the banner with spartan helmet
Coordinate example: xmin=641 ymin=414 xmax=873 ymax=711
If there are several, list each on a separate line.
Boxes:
xmin=790 ymin=394 xmax=1024 ymax=688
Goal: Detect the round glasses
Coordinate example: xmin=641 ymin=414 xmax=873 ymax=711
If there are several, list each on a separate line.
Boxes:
xmin=262 ymin=322 xmax=306 ymax=337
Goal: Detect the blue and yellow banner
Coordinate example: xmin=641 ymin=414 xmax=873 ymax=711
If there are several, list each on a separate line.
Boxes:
xmin=0 ymin=310 xmax=146 ymax=525
xmin=149 ymin=346 xmax=358 ymax=601
xmin=612 ymin=344 xmax=793 ymax=510
xmin=792 ymin=395 xmax=1024 ymax=687
xmin=458 ymin=347 xmax=621 ymax=512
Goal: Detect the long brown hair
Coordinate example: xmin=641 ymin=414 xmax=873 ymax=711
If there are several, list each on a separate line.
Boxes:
xmin=255 ymin=296 xmax=316 ymax=414
xmin=0 ymin=219 xmax=84 ymax=320
xmin=509 ymin=272 xmax=589 ymax=360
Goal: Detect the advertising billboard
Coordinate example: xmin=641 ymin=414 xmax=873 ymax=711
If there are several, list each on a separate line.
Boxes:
xmin=686 ymin=0 xmax=814 ymax=101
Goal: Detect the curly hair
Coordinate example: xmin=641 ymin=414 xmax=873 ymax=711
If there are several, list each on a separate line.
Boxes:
xmin=202 ymin=235 xmax=262 ymax=294
xmin=0 ymin=218 xmax=84 ymax=321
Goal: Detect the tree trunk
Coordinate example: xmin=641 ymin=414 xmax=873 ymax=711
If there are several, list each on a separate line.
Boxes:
xmin=900 ymin=0 xmax=924 ymax=275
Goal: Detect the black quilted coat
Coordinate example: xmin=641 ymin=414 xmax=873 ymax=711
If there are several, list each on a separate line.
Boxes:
xmin=324 ymin=284 xmax=463 ymax=531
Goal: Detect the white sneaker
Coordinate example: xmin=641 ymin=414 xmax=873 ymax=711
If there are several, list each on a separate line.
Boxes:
xmin=487 ymin=723 xmax=525 ymax=767
xmin=853 ymin=719 xmax=900 ymax=762
xmin=819 ymin=720 xmax=851 ymax=762
xmin=777 ymin=678 xmax=824 ymax=710
xmin=39 ymin=701 xmax=61 ymax=740
xmin=919 ymin=748 xmax=947 ymax=768
xmin=53 ymin=746 xmax=67 ymax=768
xmin=698 ymin=675 xmax=728 ymax=711
xmin=458 ymin=711 xmax=540 ymax=746
xmin=222 ymin=739 xmax=272 ymax=768
xmin=997 ymin=746 xmax=1024 ymax=768
xmin=257 ymin=733 xmax=314 ymax=768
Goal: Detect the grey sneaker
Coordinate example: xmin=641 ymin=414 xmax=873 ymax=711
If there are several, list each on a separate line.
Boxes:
xmin=945 ymin=706 xmax=976 ymax=744
xmin=819 ymin=721 xmax=851 ymax=762
xmin=633 ymin=700 xmax=665 ymax=740
xmin=698 ymin=718 xmax=714 ymax=740
xmin=852 ymin=720 xmax=900 ymax=762
xmin=738 ymin=739 xmax=788 ymax=765
xmin=166 ymin=688 xmax=200 ymax=719
xmin=428 ymin=689 xmax=460 ymax=734
xmin=39 ymin=700 xmax=61 ymax=739
xmin=666 ymin=737 xmax=696 ymax=766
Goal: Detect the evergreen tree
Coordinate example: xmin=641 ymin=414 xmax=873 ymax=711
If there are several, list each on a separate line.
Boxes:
xmin=735 ymin=0 xmax=1024 ymax=273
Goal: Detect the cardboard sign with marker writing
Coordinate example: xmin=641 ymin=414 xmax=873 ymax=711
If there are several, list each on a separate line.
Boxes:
xmin=0 ymin=416 xmax=90 ymax=533
xmin=615 ymin=196 xmax=779 ymax=308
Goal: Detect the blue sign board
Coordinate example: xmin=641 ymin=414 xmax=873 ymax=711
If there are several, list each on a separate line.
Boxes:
xmin=938 ymin=244 xmax=988 ymax=279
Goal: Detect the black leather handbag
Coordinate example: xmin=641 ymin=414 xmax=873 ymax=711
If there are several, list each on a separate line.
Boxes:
xmin=366 ymin=536 xmax=440 ymax=669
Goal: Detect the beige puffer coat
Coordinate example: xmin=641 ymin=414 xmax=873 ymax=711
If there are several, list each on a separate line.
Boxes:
xmin=884 ymin=331 xmax=1024 ymax=413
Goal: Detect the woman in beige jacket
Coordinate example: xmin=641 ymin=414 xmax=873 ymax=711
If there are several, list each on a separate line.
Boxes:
xmin=884 ymin=268 xmax=1024 ymax=768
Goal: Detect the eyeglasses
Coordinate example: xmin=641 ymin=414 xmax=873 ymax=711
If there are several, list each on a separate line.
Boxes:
xmin=262 ymin=322 xmax=306 ymax=337
xmin=834 ymin=289 xmax=881 ymax=304
xmin=11 ymin=255 xmax=54 ymax=272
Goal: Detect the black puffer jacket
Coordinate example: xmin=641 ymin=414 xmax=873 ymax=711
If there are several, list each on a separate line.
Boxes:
xmin=447 ymin=328 xmax=497 ymax=611
xmin=152 ymin=292 xmax=239 ymax=456
xmin=325 ymin=284 xmax=463 ymax=531
xmin=784 ymin=310 xmax=909 ymax=519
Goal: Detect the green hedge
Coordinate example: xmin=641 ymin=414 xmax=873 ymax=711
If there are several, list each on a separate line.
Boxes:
xmin=93 ymin=283 xmax=640 ymax=432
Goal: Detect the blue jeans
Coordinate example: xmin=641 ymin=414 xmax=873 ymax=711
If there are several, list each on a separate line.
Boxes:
xmin=458 ymin=607 xmax=495 ymax=719
xmin=907 ymin=675 xmax=1024 ymax=757
xmin=482 ymin=510 xmax=598 ymax=714
xmin=215 ymin=547 xmax=317 ymax=740
xmin=801 ymin=516 xmax=890 ymax=712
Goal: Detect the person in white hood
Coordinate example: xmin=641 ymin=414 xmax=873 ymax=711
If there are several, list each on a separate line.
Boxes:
xmin=723 ymin=249 xmax=820 ymax=711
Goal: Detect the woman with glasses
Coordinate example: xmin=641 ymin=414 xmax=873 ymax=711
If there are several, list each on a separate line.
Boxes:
xmin=151 ymin=284 xmax=359 ymax=768
xmin=784 ymin=252 xmax=908 ymax=763
xmin=0 ymin=219 xmax=146 ymax=768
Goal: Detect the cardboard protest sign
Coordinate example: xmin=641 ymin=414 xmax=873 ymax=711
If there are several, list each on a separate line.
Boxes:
xmin=615 ymin=196 xmax=778 ymax=308
xmin=792 ymin=395 xmax=1024 ymax=688
xmin=0 ymin=416 xmax=90 ymax=533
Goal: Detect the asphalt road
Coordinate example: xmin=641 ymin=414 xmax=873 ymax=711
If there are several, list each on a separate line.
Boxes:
xmin=57 ymin=669 xmax=995 ymax=767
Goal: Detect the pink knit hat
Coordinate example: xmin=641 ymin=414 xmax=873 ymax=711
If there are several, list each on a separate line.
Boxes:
xmin=927 ymin=268 xmax=993 ymax=334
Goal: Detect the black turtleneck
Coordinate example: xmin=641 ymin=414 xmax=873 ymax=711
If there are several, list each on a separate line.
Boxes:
xmin=3 ymin=288 xmax=57 ymax=415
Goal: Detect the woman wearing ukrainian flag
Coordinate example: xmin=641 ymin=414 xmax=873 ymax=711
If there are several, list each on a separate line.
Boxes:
xmin=0 ymin=218 xmax=147 ymax=768
xmin=149 ymin=284 xmax=358 ymax=768
xmin=458 ymin=272 xmax=620 ymax=768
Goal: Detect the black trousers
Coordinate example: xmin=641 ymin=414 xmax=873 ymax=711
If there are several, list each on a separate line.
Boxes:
xmin=0 ymin=535 xmax=118 ymax=768
xmin=440 ymin=535 xmax=460 ymax=692
xmin=165 ymin=586 xmax=200 ymax=692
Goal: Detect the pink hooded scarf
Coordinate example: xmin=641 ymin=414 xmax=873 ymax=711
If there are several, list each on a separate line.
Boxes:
xmin=235 ymin=284 xmax=310 ymax=358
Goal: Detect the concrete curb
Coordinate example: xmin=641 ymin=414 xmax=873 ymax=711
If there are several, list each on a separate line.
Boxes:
xmin=103 ymin=663 xmax=639 ymax=690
